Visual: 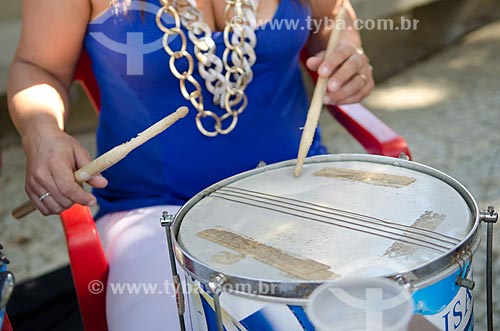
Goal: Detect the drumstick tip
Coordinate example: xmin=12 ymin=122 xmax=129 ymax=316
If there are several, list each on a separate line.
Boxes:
xmin=294 ymin=161 xmax=304 ymax=177
xmin=177 ymin=106 xmax=189 ymax=118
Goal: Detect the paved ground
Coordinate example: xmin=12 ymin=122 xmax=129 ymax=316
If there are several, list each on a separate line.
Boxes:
xmin=1 ymin=18 xmax=499 ymax=331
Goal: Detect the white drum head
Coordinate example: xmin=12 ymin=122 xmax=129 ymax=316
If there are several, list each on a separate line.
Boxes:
xmin=175 ymin=155 xmax=478 ymax=285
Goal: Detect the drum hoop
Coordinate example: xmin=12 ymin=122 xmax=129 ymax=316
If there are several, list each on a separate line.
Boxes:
xmin=172 ymin=154 xmax=480 ymax=301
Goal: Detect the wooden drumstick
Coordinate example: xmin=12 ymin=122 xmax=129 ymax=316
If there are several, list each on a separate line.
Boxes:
xmin=12 ymin=106 xmax=189 ymax=219
xmin=294 ymin=5 xmax=348 ymax=177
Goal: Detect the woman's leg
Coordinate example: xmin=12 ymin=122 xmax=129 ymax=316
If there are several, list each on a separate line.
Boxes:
xmin=96 ymin=205 xmax=186 ymax=331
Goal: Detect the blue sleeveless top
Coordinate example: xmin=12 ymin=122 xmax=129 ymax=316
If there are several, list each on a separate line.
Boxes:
xmin=84 ymin=0 xmax=327 ymax=218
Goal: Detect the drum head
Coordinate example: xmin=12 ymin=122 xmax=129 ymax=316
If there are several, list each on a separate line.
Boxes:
xmin=174 ymin=155 xmax=479 ymax=287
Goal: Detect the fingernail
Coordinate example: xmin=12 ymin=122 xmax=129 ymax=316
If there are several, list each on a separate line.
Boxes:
xmin=329 ymin=79 xmax=340 ymax=91
xmin=87 ymin=199 xmax=96 ymax=206
xmin=319 ymin=65 xmax=330 ymax=76
xmin=323 ymin=96 xmax=331 ymax=105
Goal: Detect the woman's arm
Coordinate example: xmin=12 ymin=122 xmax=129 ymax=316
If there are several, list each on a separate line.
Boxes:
xmin=8 ymin=0 xmax=106 ymax=215
xmin=306 ymin=0 xmax=374 ymax=105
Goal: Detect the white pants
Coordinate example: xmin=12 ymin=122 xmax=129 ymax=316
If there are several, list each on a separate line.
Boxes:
xmin=95 ymin=206 xmax=309 ymax=331
xmin=96 ymin=205 xmax=190 ymax=331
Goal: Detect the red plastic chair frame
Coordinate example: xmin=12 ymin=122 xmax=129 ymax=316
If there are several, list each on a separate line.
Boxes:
xmin=1 ymin=313 xmax=13 ymax=331
xmin=61 ymin=49 xmax=411 ymax=331
xmin=60 ymin=50 xmax=107 ymax=331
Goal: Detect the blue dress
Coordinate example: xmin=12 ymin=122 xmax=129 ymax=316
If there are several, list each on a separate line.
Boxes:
xmin=84 ymin=0 xmax=327 ymax=218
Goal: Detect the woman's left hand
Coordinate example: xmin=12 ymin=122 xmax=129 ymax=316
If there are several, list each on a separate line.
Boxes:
xmin=306 ymin=43 xmax=374 ymax=105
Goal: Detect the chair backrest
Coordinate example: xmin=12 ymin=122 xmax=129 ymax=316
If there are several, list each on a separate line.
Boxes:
xmin=74 ymin=50 xmax=101 ymax=112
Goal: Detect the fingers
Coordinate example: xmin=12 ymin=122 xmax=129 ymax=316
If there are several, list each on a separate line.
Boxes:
xmin=319 ymin=44 xmax=359 ymax=78
xmin=73 ymin=146 xmax=108 ymax=188
xmin=306 ymin=43 xmax=374 ymax=105
xmin=87 ymin=175 xmax=108 ymax=189
xmin=26 ymin=182 xmax=50 ymax=216
xmin=327 ymin=52 xmax=366 ymax=91
xmin=25 ymin=170 xmax=68 ymax=215
xmin=24 ymin=135 xmax=100 ymax=216
xmin=53 ymin=164 xmax=96 ymax=207
xmin=336 ymin=74 xmax=374 ymax=105
xmin=51 ymin=147 xmax=97 ymax=207
xmin=328 ymin=64 xmax=374 ymax=104
xmin=305 ymin=51 xmax=325 ymax=72
xmin=26 ymin=162 xmax=96 ymax=216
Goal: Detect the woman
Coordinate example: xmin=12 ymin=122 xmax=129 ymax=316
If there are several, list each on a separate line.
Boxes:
xmin=8 ymin=0 xmax=373 ymax=329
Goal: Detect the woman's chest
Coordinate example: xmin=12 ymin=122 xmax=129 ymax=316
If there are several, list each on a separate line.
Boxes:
xmin=90 ymin=0 xmax=279 ymax=31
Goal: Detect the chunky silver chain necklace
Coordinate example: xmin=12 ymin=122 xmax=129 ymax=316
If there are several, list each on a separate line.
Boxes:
xmin=157 ymin=0 xmax=260 ymax=136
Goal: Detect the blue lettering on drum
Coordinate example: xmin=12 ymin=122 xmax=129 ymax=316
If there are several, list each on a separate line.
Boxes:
xmin=442 ymin=289 xmax=473 ymax=331
xmin=453 ymin=300 xmax=463 ymax=328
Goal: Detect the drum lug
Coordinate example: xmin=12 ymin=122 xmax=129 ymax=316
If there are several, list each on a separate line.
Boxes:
xmin=393 ymin=274 xmax=414 ymax=289
xmin=456 ymin=277 xmax=475 ymax=290
xmin=160 ymin=211 xmax=175 ymax=226
xmin=208 ymin=273 xmax=227 ymax=294
xmin=391 ymin=153 xmax=410 ymax=168
xmin=398 ymin=152 xmax=410 ymax=161
xmin=454 ymin=248 xmax=475 ymax=290
xmin=208 ymin=273 xmax=227 ymax=331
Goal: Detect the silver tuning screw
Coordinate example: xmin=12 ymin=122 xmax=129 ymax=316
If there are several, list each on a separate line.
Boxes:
xmin=160 ymin=211 xmax=175 ymax=227
xmin=480 ymin=206 xmax=499 ymax=224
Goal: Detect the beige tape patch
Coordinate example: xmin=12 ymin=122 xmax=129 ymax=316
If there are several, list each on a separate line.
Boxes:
xmin=314 ymin=167 xmax=416 ymax=188
xmin=384 ymin=210 xmax=447 ymax=258
xmin=198 ymin=227 xmax=338 ymax=280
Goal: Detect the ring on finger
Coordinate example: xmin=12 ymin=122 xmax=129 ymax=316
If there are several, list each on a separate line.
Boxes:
xmin=39 ymin=192 xmax=51 ymax=202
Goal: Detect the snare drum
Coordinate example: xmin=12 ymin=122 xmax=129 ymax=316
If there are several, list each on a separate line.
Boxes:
xmin=170 ymin=154 xmax=480 ymax=331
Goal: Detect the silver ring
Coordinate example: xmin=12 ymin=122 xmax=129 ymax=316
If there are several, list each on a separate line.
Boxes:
xmin=355 ymin=47 xmax=364 ymax=55
xmin=39 ymin=192 xmax=51 ymax=202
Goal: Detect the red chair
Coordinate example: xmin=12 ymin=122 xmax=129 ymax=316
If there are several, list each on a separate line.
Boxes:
xmin=61 ymin=49 xmax=411 ymax=331
xmin=60 ymin=50 xmax=107 ymax=331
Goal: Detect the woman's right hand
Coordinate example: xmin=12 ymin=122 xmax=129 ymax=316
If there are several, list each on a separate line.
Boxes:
xmin=22 ymin=127 xmax=108 ymax=216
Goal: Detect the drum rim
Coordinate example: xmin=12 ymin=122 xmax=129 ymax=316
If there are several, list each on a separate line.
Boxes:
xmin=172 ymin=154 xmax=480 ymax=300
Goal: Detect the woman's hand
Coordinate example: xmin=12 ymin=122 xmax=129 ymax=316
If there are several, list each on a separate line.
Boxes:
xmin=306 ymin=43 xmax=374 ymax=105
xmin=22 ymin=128 xmax=107 ymax=216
